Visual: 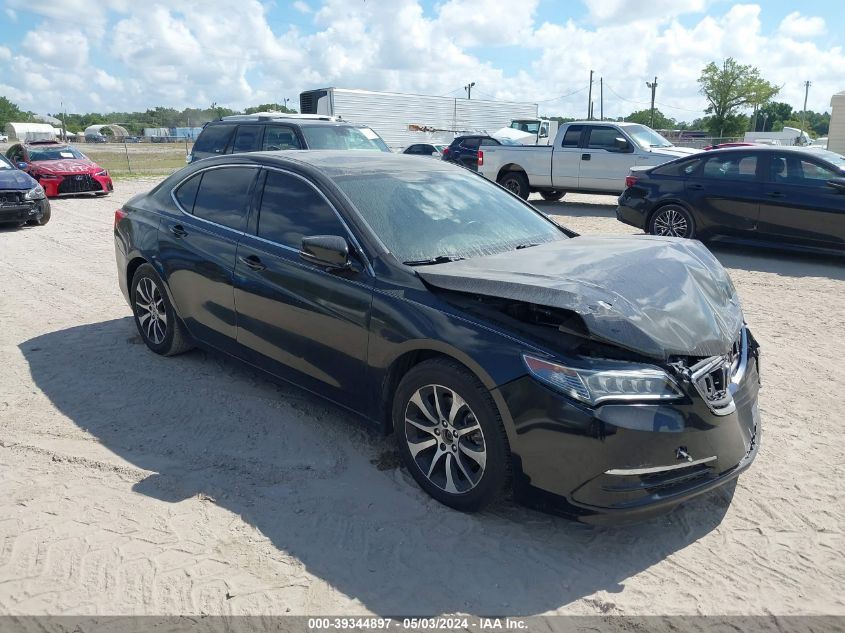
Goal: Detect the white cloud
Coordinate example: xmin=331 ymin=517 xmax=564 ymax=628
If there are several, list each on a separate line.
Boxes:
xmin=779 ymin=11 xmax=826 ymax=39
xmin=4 ymin=8 xmax=17 ymax=22
xmin=1 ymin=0 xmax=844 ymax=120
xmin=583 ymin=0 xmax=706 ymax=25
xmin=293 ymin=1 xmax=311 ymax=13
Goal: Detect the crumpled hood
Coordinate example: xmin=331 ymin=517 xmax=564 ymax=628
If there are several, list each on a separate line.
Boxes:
xmin=0 ymin=169 xmax=38 ymax=190
xmin=31 ymin=159 xmax=99 ymax=175
xmin=416 ymin=236 xmax=743 ymax=359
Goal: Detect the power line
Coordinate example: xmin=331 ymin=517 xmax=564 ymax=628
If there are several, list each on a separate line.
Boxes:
xmin=535 ymin=86 xmax=587 ymax=103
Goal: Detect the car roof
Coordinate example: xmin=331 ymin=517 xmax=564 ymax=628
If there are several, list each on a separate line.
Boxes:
xmin=227 ymin=150 xmax=460 ymax=177
xmin=208 ymin=117 xmax=366 ymax=128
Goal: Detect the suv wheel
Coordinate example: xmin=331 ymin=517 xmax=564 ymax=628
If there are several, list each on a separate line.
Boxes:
xmin=393 ymin=359 xmax=510 ymax=511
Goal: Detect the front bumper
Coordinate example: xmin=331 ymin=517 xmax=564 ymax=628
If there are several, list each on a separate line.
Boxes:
xmin=496 ymin=353 xmax=761 ymax=524
xmin=0 ymin=196 xmax=49 ymax=224
xmin=38 ymin=173 xmax=113 ymax=197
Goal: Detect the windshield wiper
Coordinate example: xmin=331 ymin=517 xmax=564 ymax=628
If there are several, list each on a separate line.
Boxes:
xmin=515 ymin=242 xmax=539 ymax=249
xmin=403 ymin=255 xmax=465 ymax=266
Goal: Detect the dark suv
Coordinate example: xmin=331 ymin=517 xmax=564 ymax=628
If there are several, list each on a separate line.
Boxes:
xmin=189 ymin=114 xmax=390 ymax=163
xmin=442 ymin=135 xmax=519 ymax=171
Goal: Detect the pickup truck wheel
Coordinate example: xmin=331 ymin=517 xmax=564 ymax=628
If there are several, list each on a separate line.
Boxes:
xmin=648 ymin=204 xmax=695 ymax=239
xmin=498 ymin=172 xmax=529 ymax=200
xmin=540 ymin=190 xmax=565 ymax=201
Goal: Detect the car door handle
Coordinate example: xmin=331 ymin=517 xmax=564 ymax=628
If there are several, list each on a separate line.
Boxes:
xmin=238 ymin=254 xmax=266 ymax=271
xmin=170 ymin=225 xmax=188 ymax=238
xmin=688 ymin=184 xmax=704 ymax=190
xmin=768 ymin=191 xmax=785 ymax=198
xmin=581 ymin=153 xmax=591 ymax=160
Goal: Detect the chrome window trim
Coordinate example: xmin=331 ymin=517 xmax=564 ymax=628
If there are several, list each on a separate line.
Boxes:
xmin=169 ymin=164 xmax=260 ymax=236
xmin=605 ymin=456 xmax=717 ymax=476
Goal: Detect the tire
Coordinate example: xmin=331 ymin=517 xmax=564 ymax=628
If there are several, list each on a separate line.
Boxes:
xmin=393 ymin=359 xmax=511 ymax=511
xmin=540 ymin=190 xmax=566 ymax=201
xmin=27 ymin=205 xmax=51 ymax=226
xmin=498 ymin=171 xmax=530 ymax=200
xmin=648 ymin=204 xmax=695 ymax=239
xmin=130 ymin=263 xmax=193 ymax=356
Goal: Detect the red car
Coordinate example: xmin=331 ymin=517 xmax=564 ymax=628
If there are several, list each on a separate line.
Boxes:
xmin=5 ymin=140 xmax=114 ymax=197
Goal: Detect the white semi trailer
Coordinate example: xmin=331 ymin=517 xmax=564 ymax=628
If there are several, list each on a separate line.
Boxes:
xmin=299 ymin=87 xmax=538 ymax=151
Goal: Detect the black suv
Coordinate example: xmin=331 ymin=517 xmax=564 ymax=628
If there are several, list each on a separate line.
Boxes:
xmin=189 ymin=114 xmax=390 ymax=163
xmin=442 ymin=135 xmax=519 ymax=171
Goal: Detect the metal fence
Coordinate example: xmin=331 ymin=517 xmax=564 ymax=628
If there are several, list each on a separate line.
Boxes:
xmin=77 ymin=141 xmax=193 ymax=178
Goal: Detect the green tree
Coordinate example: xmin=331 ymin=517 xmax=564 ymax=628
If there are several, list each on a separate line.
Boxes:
xmin=624 ymin=108 xmax=676 ymax=129
xmin=244 ymin=103 xmax=298 ymax=115
xmin=698 ymin=58 xmax=779 ymax=137
xmin=0 ymin=96 xmax=34 ymax=130
xmin=756 ymin=101 xmax=793 ymax=131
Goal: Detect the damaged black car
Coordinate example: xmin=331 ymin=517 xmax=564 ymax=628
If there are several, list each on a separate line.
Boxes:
xmin=114 ymin=151 xmax=760 ymax=523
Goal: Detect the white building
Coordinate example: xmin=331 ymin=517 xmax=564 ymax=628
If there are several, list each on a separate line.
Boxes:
xmin=829 ymin=90 xmax=845 ymax=155
xmin=3 ymin=122 xmax=57 ymax=141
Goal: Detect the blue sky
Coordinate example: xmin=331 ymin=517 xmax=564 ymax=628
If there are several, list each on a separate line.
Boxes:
xmin=1 ymin=0 xmax=843 ymax=119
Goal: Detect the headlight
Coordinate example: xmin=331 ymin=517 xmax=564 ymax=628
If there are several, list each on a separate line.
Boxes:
xmin=523 ymin=355 xmax=683 ymax=405
xmin=24 ymin=185 xmax=46 ymax=201
xmin=95 ymin=169 xmax=108 ymax=176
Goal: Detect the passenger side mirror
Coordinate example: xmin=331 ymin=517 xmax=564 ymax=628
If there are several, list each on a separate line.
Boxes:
xmin=300 ymin=235 xmax=351 ymax=269
xmin=613 ymin=137 xmax=630 ymax=152
xmin=827 ymin=177 xmax=845 ymax=193
xmin=17 ymin=162 xmax=28 ymax=170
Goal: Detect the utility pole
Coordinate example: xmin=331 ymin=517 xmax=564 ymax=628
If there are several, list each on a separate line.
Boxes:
xmin=599 ymin=77 xmax=603 ymax=121
xmin=60 ymin=100 xmax=67 ymax=142
xmin=587 ymin=70 xmax=594 ymax=119
xmin=646 ymin=76 xmax=658 ymax=128
xmin=283 ymin=97 xmax=290 ymax=111
xmin=464 ymin=82 xmax=475 ymax=99
xmin=800 ymin=80 xmax=811 ymax=133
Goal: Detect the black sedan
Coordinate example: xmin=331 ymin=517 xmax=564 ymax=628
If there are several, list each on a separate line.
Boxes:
xmin=114 ymin=151 xmax=760 ymax=523
xmin=617 ymin=146 xmax=845 ymax=254
xmin=0 ymin=153 xmax=51 ymax=226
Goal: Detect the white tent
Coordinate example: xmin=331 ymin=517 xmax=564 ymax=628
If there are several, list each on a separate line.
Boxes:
xmin=3 ymin=122 xmax=56 ymax=141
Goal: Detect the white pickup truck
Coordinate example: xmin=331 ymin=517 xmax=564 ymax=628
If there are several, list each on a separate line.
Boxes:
xmin=477 ymin=121 xmax=699 ymax=200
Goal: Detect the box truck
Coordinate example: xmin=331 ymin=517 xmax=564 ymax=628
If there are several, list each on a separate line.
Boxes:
xmin=299 ymin=87 xmax=538 ymax=151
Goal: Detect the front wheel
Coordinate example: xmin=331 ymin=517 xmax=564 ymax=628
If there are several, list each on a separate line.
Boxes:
xmin=648 ymin=204 xmax=695 ymax=239
xmin=130 ymin=264 xmax=193 ymax=356
xmin=393 ymin=359 xmax=510 ymax=511
xmin=540 ymin=190 xmax=566 ymax=201
xmin=498 ymin=171 xmax=529 ymax=200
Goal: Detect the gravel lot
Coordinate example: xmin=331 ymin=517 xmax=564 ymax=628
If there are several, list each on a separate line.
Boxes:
xmin=0 ymin=178 xmax=842 ymax=616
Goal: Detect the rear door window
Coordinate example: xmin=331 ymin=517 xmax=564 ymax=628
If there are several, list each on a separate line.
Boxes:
xmin=257 ymin=171 xmax=346 ymax=249
xmin=479 ymin=138 xmax=499 ymax=147
xmin=561 ymin=126 xmax=583 ymax=148
xmin=232 ymin=126 xmax=264 ymax=153
xmin=702 ymin=154 xmax=758 ymax=181
xmin=263 ymin=126 xmax=301 ymax=151
xmin=192 ymin=166 xmax=258 ymax=230
xmin=174 ymin=173 xmax=201 ymax=212
xmin=460 ymin=138 xmax=481 ymax=150
xmin=192 ymin=124 xmax=236 ymax=155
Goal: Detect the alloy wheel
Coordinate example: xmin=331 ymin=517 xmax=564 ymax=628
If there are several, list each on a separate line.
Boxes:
xmin=135 ymin=277 xmax=168 ymax=345
xmin=404 ymin=384 xmax=487 ymax=494
xmin=503 ymin=179 xmax=520 ymax=194
xmin=652 ymin=207 xmax=691 ymax=238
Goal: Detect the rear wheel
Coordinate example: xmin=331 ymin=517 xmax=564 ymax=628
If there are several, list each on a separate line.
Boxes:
xmin=498 ymin=171 xmax=529 ymax=200
xmin=648 ymin=204 xmax=695 ymax=239
xmin=130 ymin=264 xmax=193 ymax=356
xmin=540 ymin=190 xmax=565 ymax=201
xmin=393 ymin=359 xmax=510 ymax=511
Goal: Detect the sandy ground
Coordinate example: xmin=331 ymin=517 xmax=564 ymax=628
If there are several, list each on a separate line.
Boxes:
xmin=0 ymin=179 xmax=843 ymax=617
